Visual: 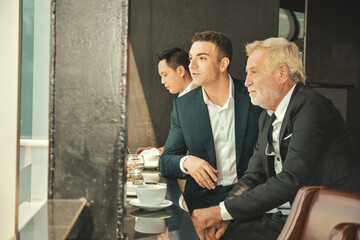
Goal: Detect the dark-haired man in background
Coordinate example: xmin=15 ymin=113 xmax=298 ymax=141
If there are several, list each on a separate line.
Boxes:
xmin=136 ymin=47 xmax=196 ymax=155
xmin=135 ymin=47 xmax=196 ymax=211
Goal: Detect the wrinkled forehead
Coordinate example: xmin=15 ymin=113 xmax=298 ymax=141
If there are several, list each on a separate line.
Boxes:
xmin=246 ymin=48 xmax=268 ymax=70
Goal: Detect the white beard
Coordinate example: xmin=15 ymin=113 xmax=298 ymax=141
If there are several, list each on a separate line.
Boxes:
xmin=250 ymin=77 xmax=281 ymax=110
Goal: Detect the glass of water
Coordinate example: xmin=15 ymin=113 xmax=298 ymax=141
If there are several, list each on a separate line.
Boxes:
xmin=127 ymin=154 xmax=144 ymax=177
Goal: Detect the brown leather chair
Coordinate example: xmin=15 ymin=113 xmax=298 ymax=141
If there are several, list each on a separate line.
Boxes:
xmin=278 ymin=186 xmax=360 ymax=240
xmin=329 ymin=223 xmax=360 ymax=240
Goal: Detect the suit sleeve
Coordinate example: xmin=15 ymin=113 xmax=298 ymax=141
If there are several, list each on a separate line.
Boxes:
xmin=225 ymin=94 xmax=339 ymax=221
xmin=159 ymin=99 xmax=188 ymax=179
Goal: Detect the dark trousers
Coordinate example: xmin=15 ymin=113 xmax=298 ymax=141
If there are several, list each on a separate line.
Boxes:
xmin=185 ymin=184 xmax=234 ymax=214
xmin=221 ymin=212 xmax=287 ymax=240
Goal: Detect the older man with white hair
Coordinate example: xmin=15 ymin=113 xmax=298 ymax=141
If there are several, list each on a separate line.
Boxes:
xmin=191 ymin=37 xmax=360 ymax=240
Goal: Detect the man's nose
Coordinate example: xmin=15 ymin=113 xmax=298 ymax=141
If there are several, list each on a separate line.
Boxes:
xmin=189 ymin=59 xmax=197 ymax=69
xmin=245 ymin=74 xmax=251 ymax=87
xmin=161 ymin=77 xmax=166 ymax=84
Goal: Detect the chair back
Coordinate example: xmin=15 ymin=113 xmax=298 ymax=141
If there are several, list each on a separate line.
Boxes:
xmin=278 ymin=186 xmax=360 ymax=240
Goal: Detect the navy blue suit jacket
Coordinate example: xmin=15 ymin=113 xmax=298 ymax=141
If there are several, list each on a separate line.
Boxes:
xmin=159 ymin=78 xmax=262 ymax=200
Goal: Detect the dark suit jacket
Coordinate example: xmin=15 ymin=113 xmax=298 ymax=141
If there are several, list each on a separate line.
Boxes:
xmin=159 ymin=78 xmax=262 ymax=200
xmin=225 ymin=83 xmax=360 ymax=221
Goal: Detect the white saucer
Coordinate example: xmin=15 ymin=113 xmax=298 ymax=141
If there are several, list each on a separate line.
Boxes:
xmin=130 ymin=209 xmax=172 ymax=219
xmin=129 ymin=199 xmax=173 ymax=211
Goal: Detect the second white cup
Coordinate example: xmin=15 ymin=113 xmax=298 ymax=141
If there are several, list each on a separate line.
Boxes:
xmin=136 ymin=184 xmax=166 ymax=205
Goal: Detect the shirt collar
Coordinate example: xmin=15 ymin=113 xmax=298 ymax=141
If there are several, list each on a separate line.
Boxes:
xmin=267 ymin=83 xmax=297 ymax=121
xmin=202 ymin=74 xmax=234 ymax=106
xmin=178 ymin=81 xmax=194 ymax=98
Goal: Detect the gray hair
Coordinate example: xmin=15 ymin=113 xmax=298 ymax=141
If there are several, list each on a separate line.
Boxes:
xmin=245 ymin=37 xmax=306 ymax=84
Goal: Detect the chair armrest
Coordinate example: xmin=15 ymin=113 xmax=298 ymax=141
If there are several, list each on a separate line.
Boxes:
xmin=328 ymin=222 xmax=360 ymax=240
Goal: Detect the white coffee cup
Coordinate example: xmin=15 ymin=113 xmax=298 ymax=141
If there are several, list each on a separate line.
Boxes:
xmin=140 ymin=150 xmax=160 ymax=168
xmin=136 ymin=184 xmax=166 ymax=205
xmin=143 ymin=153 xmax=160 ymax=161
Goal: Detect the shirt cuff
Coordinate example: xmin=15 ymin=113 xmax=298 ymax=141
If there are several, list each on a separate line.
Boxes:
xmin=220 ymin=201 xmax=233 ymax=221
xmin=178 ymin=194 xmax=187 ymax=211
xmin=180 ymin=156 xmax=189 ymax=174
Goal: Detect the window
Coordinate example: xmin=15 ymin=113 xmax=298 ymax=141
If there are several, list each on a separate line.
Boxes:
xmin=18 ymin=0 xmax=51 ymax=232
xmin=278 ymin=8 xmax=305 ymax=41
xmin=279 ymin=8 xmax=305 ymax=62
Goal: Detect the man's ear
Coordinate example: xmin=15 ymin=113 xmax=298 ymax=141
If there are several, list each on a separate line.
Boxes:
xmin=278 ymin=63 xmax=290 ymax=83
xmin=177 ymin=65 xmax=185 ymax=77
xmin=220 ymin=57 xmax=230 ymax=72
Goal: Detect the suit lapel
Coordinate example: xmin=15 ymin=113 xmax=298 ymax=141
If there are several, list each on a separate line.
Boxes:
xmin=192 ymin=89 xmax=217 ymax=168
xmin=278 ymin=83 xmax=303 ymax=147
xmin=234 ymin=80 xmax=250 ymax=165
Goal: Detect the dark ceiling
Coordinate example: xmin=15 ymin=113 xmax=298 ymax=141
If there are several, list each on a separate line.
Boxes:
xmin=280 ymin=0 xmax=305 ymax=12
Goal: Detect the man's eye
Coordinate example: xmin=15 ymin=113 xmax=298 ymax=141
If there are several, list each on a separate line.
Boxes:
xmin=200 ymin=57 xmax=206 ymax=60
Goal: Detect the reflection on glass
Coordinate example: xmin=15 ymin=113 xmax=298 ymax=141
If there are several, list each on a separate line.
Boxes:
xmin=18 ymin=0 xmax=50 ymax=233
xmin=278 ymin=8 xmax=305 ymax=65
xmin=278 ymin=8 xmax=304 ymax=40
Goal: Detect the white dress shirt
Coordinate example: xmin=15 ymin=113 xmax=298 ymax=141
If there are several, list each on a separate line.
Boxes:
xmin=178 ymin=81 xmax=195 ymax=97
xmin=220 ymin=83 xmax=297 ymax=220
xmin=180 ymin=75 xmax=237 ymax=186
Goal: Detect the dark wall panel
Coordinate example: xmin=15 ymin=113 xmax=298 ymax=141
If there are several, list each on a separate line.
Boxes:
xmin=49 ymin=0 xmax=128 ymax=239
xmin=305 ymin=0 xmax=360 ymax=88
xmin=129 ymin=0 xmax=280 ymax=150
xmin=305 ymin=0 xmax=360 ymax=159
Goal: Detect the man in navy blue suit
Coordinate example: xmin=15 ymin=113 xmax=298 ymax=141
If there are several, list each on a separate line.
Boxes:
xmin=159 ymin=31 xmax=262 ymax=213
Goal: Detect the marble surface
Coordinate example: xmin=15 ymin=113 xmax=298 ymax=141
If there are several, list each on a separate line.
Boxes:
xmin=20 ymin=199 xmax=86 ymax=240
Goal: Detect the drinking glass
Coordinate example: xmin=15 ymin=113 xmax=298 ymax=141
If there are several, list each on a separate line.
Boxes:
xmin=127 ymin=154 xmax=144 ymax=177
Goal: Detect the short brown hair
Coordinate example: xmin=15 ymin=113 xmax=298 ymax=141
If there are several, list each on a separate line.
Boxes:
xmin=191 ymin=31 xmax=232 ymax=63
